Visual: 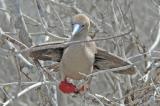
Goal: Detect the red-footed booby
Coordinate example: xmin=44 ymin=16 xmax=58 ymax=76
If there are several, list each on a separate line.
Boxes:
xmin=59 ymin=14 xmax=97 ymax=94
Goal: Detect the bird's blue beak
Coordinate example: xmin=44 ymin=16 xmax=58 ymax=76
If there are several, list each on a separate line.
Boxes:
xmin=72 ymin=24 xmax=80 ymax=36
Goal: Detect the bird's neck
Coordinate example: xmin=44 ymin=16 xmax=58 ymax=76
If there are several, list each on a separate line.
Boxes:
xmin=70 ymin=30 xmax=88 ymax=41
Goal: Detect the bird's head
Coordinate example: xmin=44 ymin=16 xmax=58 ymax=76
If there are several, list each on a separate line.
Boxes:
xmin=71 ymin=14 xmax=90 ymax=36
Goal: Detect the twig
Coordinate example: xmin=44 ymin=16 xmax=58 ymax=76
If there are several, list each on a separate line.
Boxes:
xmin=87 ymin=92 xmax=105 ymax=106
xmin=34 ymin=0 xmax=67 ymax=40
xmin=0 ymin=81 xmax=44 ymax=86
xmin=50 ymin=3 xmax=66 ymax=36
xmin=116 ymin=80 xmax=125 ymax=106
xmin=19 ymin=28 xmax=132 ymax=53
xmin=13 ymin=51 xmax=22 ymax=96
xmin=147 ymin=19 xmax=160 ymax=69
xmin=0 ymin=31 xmax=28 ymax=49
xmin=3 ymin=81 xmax=53 ymax=106
xmin=5 ymin=40 xmax=33 ymax=68
xmin=95 ymin=93 xmax=119 ymax=105
xmin=23 ymin=13 xmax=41 ymax=25
xmin=85 ymin=64 xmax=134 ymax=78
xmin=15 ymin=0 xmax=32 ymax=47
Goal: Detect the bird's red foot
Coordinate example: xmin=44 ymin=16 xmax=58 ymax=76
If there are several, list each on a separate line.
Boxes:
xmin=59 ymin=80 xmax=78 ymax=94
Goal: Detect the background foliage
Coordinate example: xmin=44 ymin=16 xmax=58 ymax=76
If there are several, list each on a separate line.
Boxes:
xmin=0 ymin=0 xmax=160 ymax=106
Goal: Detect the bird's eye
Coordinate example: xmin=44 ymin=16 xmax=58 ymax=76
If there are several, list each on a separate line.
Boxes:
xmin=71 ymin=21 xmax=74 ymax=26
xmin=81 ymin=25 xmax=85 ymax=28
xmin=71 ymin=23 xmax=74 ymax=26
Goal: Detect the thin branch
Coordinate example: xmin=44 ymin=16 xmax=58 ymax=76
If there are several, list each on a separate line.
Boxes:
xmin=34 ymin=0 xmax=67 ymax=40
xmin=147 ymin=6 xmax=160 ymax=69
xmin=3 ymin=81 xmax=53 ymax=106
xmin=15 ymin=0 xmax=32 ymax=47
xmin=87 ymin=92 xmax=105 ymax=106
xmin=5 ymin=40 xmax=33 ymax=68
xmin=0 ymin=81 xmax=43 ymax=86
xmin=116 ymin=80 xmax=125 ymax=106
xmin=13 ymin=52 xmax=22 ymax=97
xmin=0 ymin=30 xmax=28 ymax=49
xmin=148 ymin=24 xmax=160 ymax=53
xmin=80 ymin=64 xmax=134 ymax=78
xmin=19 ymin=28 xmax=132 ymax=53
xmin=50 ymin=3 xmax=66 ymax=36
xmin=23 ymin=13 xmax=41 ymax=25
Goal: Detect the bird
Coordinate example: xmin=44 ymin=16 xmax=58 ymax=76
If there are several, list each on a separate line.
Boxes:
xmin=59 ymin=14 xmax=97 ymax=94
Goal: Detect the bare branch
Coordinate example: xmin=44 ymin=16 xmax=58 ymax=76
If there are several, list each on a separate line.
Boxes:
xmin=3 ymin=81 xmax=54 ymax=106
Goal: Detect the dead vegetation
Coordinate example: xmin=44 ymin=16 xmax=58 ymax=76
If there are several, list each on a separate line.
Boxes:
xmin=0 ymin=0 xmax=160 ymax=106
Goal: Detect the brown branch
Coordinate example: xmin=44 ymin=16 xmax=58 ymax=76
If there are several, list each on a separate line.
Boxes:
xmin=19 ymin=28 xmax=132 ymax=54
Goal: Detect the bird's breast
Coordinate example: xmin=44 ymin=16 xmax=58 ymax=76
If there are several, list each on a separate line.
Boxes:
xmin=60 ymin=43 xmax=95 ymax=80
